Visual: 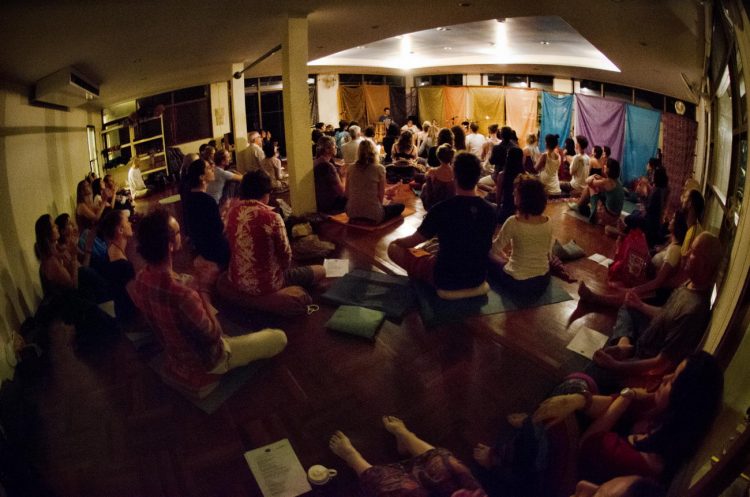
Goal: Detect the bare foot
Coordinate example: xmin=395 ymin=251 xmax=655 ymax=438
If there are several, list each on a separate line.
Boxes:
xmin=329 ymin=430 xmax=359 ymax=464
xmin=382 ymin=415 xmax=410 ymax=454
xmin=506 ymin=412 xmax=528 ymax=429
xmin=473 ymin=443 xmax=493 ymax=469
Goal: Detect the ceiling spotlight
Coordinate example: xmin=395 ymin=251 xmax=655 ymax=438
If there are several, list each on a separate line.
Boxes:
xmin=436 ymin=27 xmax=446 ymax=31
xmin=443 ymin=46 xmax=452 ymax=50
xmin=540 ymin=40 xmax=550 ymax=45
xmin=356 ymin=45 xmax=366 ymax=49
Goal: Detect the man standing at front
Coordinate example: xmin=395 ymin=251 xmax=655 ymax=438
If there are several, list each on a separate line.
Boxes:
xmin=128 ymin=209 xmax=287 ymax=397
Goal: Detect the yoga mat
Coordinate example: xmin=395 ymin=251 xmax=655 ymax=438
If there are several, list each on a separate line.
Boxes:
xmin=148 ymin=354 xmax=262 ymax=414
xmin=413 ymin=277 xmax=573 ymax=327
xmin=321 ymin=269 xmax=416 ymax=319
xmin=564 ymin=208 xmax=591 ymax=223
xmin=326 ymin=208 xmax=415 ymax=232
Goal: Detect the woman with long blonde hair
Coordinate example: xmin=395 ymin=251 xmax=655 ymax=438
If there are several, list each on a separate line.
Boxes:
xmin=346 ymin=140 xmax=405 ymax=224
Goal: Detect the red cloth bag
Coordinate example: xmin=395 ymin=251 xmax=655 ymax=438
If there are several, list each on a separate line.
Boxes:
xmin=608 ymin=229 xmax=649 ymax=287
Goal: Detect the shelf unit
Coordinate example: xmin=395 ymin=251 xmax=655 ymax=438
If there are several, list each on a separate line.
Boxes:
xmin=101 ymin=115 xmax=167 ymax=176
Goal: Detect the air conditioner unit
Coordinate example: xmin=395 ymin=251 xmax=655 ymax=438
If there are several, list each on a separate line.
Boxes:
xmin=34 ymin=67 xmax=99 ymax=108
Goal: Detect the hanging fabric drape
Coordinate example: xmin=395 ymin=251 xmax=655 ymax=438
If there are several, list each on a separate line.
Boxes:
xmin=468 ymin=87 xmax=505 ymax=136
xmin=622 ymin=105 xmax=662 ymax=185
xmin=338 ymin=86 xmax=367 ymax=125
xmin=662 ymin=112 xmax=698 ymax=212
xmin=504 ymin=88 xmax=539 ymax=148
xmin=362 ymin=85 xmax=390 ymax=127
xmin=575 ymin=94 xmax=627 ymax=164
xmin=540 ymin=92 xmax=573 ymax=152
xmin=418 ymin=87 xmax=445 ymax=129
xmin=442 ymin=87 xmax=468 ymax=129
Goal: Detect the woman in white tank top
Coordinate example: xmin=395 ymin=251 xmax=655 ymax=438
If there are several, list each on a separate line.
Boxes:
xmin=535 ymin=134 xmax=562 ymax=196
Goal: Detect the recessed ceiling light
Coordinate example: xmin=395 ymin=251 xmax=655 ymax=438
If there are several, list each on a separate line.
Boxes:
xmin=436 ymin=27 xmax=446 ymax=31
xmin=396 ymin=35 xmax=403 ymax=39
xmin=356 ymin=45 xmax=366 ymax=49
xmin=540 ymin=40 xmax=551 ymax=45
xmin=443 ymin=46 xmax=452 ymax=50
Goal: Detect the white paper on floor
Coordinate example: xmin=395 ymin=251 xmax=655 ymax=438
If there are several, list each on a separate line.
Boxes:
xmin=567 ymin=323 xmax=609 ymax=359
xmin=324 ymin=259 xmax=349 ymax=278
xmin=244 ymin=439 xmax=311 ymax=497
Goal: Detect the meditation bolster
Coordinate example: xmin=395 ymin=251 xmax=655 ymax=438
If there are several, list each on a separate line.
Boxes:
xmin=216 ymin=272 xmax=312 ymax=316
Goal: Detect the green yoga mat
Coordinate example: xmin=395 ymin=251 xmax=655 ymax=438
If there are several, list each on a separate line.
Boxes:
xmin=322 ymin=269 xmax=416 ymax=319
xmin=414 ymin=277 xmax=573 ymax=328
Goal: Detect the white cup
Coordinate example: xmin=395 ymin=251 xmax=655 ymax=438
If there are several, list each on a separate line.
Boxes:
xmin=307 ymin=465 xmax=337 ymax=485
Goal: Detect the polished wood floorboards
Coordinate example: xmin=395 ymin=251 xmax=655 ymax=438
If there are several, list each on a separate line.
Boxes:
xmin=25 ymin=187 xmax=620 ymax=497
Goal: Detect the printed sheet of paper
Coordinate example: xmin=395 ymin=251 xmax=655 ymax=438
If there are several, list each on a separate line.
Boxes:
xmin=588 ymin=253 xmax=614 ymax=267
xmin=245 ymin=439 xmax=311 ymax=497
xmin=566 ymin=324 xmax=609 ymax=359
xmin=324 ymin=259 xmax=349 ymax=278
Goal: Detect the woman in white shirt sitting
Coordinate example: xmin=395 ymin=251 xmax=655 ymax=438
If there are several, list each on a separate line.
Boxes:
xmin=534 ymin=134 xmax=562 ymax=197
xmin=490 ymin=174 xmax=552 ymax=298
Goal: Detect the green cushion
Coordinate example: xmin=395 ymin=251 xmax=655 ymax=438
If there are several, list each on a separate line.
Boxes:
xmin=326 ymin=305 xmax=385 ymax=340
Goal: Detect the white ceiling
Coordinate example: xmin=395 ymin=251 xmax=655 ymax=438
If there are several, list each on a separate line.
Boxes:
xmin=310 ymin=17 xmax=620 ymax=72
xmin=0 ymin=0 xmax=704 ymax=107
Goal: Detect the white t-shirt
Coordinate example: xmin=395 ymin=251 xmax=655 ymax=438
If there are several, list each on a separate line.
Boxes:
xmin=128 ymin=166 xmax=147 ymax=192
xmin=341 ymin=137 xmax=363 ymax=166
xmin=538 ymin=153 xmax=562 ymax=196
xmin=494 ymin=215 xmax=552 ymax=280
xmin=465 ymin=133 xmax=487 ymax=159
xmin=569 ymin=154 xmax=590 ymax=191
xmin=652 ymin=242 xmax=682 ymax=269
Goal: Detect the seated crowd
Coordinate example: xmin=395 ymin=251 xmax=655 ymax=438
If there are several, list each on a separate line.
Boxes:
xmin=32 ymin=116 xmax=721 ymax=497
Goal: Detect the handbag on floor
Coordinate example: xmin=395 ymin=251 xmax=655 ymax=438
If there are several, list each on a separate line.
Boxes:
xmin=608 ymin=228 xmax=649 ymax=288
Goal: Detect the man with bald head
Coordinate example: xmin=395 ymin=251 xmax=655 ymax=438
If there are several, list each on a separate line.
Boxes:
xmin=588 ymin=232 xmax=722 ymax=392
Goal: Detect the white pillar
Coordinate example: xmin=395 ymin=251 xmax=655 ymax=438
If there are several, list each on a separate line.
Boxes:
xmin=282 ymin=16 xmax=316 ymax=214
xmin=231 ymin=62 xmax=249 ymax=168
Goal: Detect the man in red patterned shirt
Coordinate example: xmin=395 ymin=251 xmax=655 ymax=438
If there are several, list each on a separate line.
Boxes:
xmin=224 ymin=170 xmax=324 ymax=298
xmin=128 ymin=209 xmax=287 ymax=397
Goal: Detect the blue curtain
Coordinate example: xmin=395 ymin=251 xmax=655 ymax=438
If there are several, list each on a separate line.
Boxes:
xmin=622 ymin=105 xmax=662 ymax=184
xmin=540 ymin=92 xmax=573 ymax=151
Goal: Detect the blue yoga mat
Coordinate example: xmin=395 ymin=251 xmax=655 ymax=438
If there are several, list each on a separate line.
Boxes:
xmin=414 ymin=277 xmax=573 ymax=327
xmin=148 ymin=354 xmax=263 ymax=415
xmin=321 ymin=269 xmax=416 ymax=319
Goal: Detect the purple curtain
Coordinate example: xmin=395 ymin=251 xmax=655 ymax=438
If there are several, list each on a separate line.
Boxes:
xmin=575 ymin=94 xmax=627 ymax=163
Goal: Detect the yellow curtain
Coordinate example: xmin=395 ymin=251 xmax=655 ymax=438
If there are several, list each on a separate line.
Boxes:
xmin=504 ymin=88 xmax=539 ymax=148
xmin=442 ymin=87 xmax=468 ymax=129
xmin=339 ymin=86 xmax=366 ymax=125
xmin=362 ymin=85 xmax=390 ymax=127
xmin=418 ymin=87 xmax=445 ymax=129
xmin=468 ymin=87 xmax=505 ymax=135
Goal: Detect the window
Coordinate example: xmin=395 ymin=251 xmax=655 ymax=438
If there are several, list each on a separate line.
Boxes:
xmin=505 ymin=74 xmax=528 ymax=88
xmin=86 ymin=125 xmax=99 ymax=174
xmin=603 ymin=83 xmax=633 ymax=103
xmin=529 ymin=75 xmax=554 ymax=90
xmin=577 ymin=80 xmax=601 ymax=96
xmin=486 ymin=73 xmax=504 ymax=86
xmin=339 ymin=74 xmax=364 ymax=85
xmin=634 ymin=89 xmax=664 ymax=110
xmin=138 ymin=85 xmax=211 ymax=146
xmin=364 ymin=74 xmax=386 ymax=85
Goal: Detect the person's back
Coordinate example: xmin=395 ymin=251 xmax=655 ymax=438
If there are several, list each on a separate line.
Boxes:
xmin=341 ymin=137 xmax=362 ymax=166
xmin=428 ymin=195 xmax=495 ymax=290
xmin=465 ymin=124 xmax=486 ymax=159
xmin=346 ymin=161 xmax=387 ymax=223
xmin=226 ymin=198 xmax=290 ymax=295
xmin=184 ymin=190 xmax=230 ymax=265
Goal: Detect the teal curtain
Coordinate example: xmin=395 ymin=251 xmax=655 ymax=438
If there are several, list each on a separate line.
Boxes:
xmin=540 ymin=92 xmax=573 ymax=151
xmin=622 ymin=105 xmax=662 ymax=184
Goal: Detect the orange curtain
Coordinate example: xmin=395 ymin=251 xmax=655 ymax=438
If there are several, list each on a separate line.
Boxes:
xmin=338 ymin=86 xmax=366 ymax=125
xmin=418 ymin=87 xmax=445 ymax=128
xmin=468 ymin=87 xmax=505 ymax=136
xmin=504 ymin=88 xmax=539 ymax=148
xmin=362 ymin=85 xmax=390 ymax=127
xmin=442 ymin=87 xmax=468 ymax=129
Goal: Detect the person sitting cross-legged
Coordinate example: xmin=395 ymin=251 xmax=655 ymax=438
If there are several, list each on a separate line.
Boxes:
xmin=128 ymin=209 xmax=287 ymax=398
xmin=219 ymin=170 xmax=325 ymax=315
xmin=388 ymin=152 xmax=496 ymax=299
xmin=489 ymin=174 xmax=552 ymax=300
xmin=330 ymin=416 xmax=488 ymax=497
xmin=585 ymin=231 xmax=722 ymax=393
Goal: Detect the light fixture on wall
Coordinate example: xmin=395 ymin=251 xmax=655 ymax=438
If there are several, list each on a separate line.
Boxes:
xmin=319 ymin=75 xmax=337 ymax=88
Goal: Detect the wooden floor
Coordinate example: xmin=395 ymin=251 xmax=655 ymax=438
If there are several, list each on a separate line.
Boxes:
xmin=23 ymin=185 xmax=620 ymax=497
